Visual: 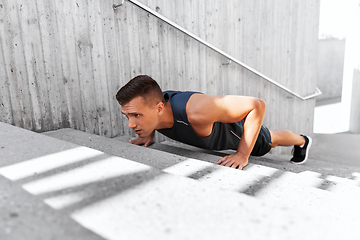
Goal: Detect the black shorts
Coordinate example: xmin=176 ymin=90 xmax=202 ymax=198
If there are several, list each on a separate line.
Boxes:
xmin=250 ymin=126 xmax=272 ymax=156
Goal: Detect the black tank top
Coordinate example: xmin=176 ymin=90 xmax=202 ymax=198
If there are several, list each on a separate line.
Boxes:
xmin=157 ymin=91 xmax=244 ymax=151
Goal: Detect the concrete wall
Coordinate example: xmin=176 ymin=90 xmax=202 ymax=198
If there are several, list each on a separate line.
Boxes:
xmin=349 ymin=69 xmax=360 ymax=133
xmin=0 ymin=0 xmax=320 ymax=153
xmin=341 ymin=0 xmax=360 ymax=133
xmin=317 ymin=39 xmax=345 ymax=102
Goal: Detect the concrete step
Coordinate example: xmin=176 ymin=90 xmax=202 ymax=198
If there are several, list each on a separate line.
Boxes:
xmin=157 ymin=140 xmax=360 ymax=203
xmin=158 ymin=140 xmax=360 ymax=188
xmin=159 ymin=140 xmax=360 ymax=179
xmin=299 ymin=171 xmax=360 ymax=197
xmin=44 ymin=129 xmax=286 ymax=194
xmin=353 ymin=172 xmax=360 ymax=181
xmin=2 ymin=123 xmax=350 ymax=239
xmin=311 ymin=133 xmax=360 ymax=169
xmin=42 ymin=129 xmax=360 ymax=227
xmin=155 ymin=142 xmax=360 ymax=223
xmin=44 ymin=129 xmax=360 ymax=197
xmin=155 ymin=140 xmax=288 ymax=176
xmin=45 ymin=129 xmax=326 ymax=192
xmin=299 ymin=170 xmax=360 ymax=187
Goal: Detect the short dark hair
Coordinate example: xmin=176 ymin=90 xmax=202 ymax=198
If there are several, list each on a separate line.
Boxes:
xmin=116 ymin=75 xmax=164 ymax=107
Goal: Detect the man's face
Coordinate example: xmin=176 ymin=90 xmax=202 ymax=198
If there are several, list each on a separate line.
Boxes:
xmin=121 ymin=96 xmax=161 ymax=138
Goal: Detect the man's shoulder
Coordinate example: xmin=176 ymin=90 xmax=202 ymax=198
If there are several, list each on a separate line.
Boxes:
xmin=162 ymin=90 xmax=179 ymax=96
xmin=163 ymin=90 xmax=203 ymax=103
xmin=187 ymin=93 xmax=217 ymax=106
xmin=186 ymin=94 xmax=219 ymax=121
xmin=162 ymin=90 xmax=203 ymax=95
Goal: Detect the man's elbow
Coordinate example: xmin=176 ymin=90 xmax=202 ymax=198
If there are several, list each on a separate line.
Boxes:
xmin=254 ymin=98 xmax=266 ymax=115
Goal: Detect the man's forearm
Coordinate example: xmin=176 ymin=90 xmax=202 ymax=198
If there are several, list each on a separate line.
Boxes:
xmin=236 ymin=128 xmax=259 ymax=158
xmin=236 ymin=101 xmax=265 ymax=158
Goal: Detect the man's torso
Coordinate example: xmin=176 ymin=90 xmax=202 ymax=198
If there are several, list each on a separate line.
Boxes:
xmin=157 ymin=91 xmax=244 ymax=151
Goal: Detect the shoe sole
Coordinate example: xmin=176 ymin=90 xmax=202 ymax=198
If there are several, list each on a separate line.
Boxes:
xmin=291 ymin=136 xmax=313 ymax=165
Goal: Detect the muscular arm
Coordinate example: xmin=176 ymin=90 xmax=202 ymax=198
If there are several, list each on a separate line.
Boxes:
xmin=187 ymin=94 xmax=266 ymax=169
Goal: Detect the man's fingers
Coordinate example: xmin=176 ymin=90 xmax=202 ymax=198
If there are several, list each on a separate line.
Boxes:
xmin=230 ymin=163 xmax=239 ymax=169
xmin=216 ymin=156 xmax=227 ymax=164
xmin=217 ymin=154 xmax=247 ymax=170
xmin=144 ymin=140 xmax=153 ymax=147
xmin=225 ymin=161 xmax=234 ymax=167
xmin=130 ymin=138 xmax=144 ymax=145
xmin=217 ymin=156 xmax=235 ymax=167
xmin=220 ymin=159 xmax=242 ymax=169
xmin=238 ymin=162 xmax=248 ymax=170
xmin=218 ymin=158 xmax=232 ymax=166
xmin=130 ymin=140 xmax=138 ymax=145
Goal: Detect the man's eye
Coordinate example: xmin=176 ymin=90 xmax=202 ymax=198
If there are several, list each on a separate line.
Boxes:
xmin=135 ymin=114 xmax=140 ymax=117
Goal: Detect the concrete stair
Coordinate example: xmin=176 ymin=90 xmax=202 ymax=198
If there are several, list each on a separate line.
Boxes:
xmin=155 ymin=140 xmax=360 ymax=216
xmin=43 ymin=129 xmax=360 ymax=229
xmin=156 ymin=139 xmax=360 ymax=179
xmin=46 ymin=130 xmax=360 ymax=218
xmin=156 ymin=140 xmax=360 ymax=190
xmin=1 ymin=123 xmax=360 ymax=239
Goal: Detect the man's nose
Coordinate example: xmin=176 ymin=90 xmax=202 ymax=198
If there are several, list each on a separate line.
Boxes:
xmin=128 ymin=118 xmax=136 ymax=129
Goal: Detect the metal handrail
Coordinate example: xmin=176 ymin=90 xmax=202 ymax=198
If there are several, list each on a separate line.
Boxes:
xmin=113 ymin=0 xmax=322 ymax=100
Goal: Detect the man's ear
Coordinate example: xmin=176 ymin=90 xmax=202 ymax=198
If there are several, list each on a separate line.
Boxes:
xmin=157 ymin=102 xmax=164 ymax=115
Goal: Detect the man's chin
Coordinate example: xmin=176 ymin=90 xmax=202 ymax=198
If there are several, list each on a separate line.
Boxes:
xmin=136 ymin=132 xmax=147 ymax=138
xmin=135 ymin=129 xmax=152 ymax=138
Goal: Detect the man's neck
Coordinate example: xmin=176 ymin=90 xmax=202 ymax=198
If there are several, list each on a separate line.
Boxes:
xmin=156 ymin=101 xmax=174 ymax=129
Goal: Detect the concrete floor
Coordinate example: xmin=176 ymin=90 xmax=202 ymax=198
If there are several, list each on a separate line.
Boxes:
xmin=311 ymin=133 xmax=360 ymax=168
xmin=1 ymin=123 xmax=360 ymax=239
xmin=312 ymin=97 xmax=360 ymax=169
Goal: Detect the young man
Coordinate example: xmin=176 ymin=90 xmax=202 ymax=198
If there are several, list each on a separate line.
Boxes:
xmin=116 ymin=75 xmax=312 ymax=170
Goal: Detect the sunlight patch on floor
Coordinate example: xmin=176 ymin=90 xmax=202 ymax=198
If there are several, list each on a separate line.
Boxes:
xmin=0 ymin=147 xmax=104 ymax=181
xmin=22 ymin=156 xmax=152 ymax=195
xmin=313 ymin=102 xmax=348 ymax=134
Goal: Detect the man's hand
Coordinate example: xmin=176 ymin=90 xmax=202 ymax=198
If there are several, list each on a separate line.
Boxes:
xmin=130 ymin=134 xmax=154 ymax=147
xmin=216 ymin=153 xmax=249 ymax=170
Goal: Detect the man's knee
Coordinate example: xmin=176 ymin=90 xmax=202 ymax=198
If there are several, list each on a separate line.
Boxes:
xmin=269 ymin=142 xmax=277 ymax=148
xmin=268 ymin=130 xmax=277 ymax=147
